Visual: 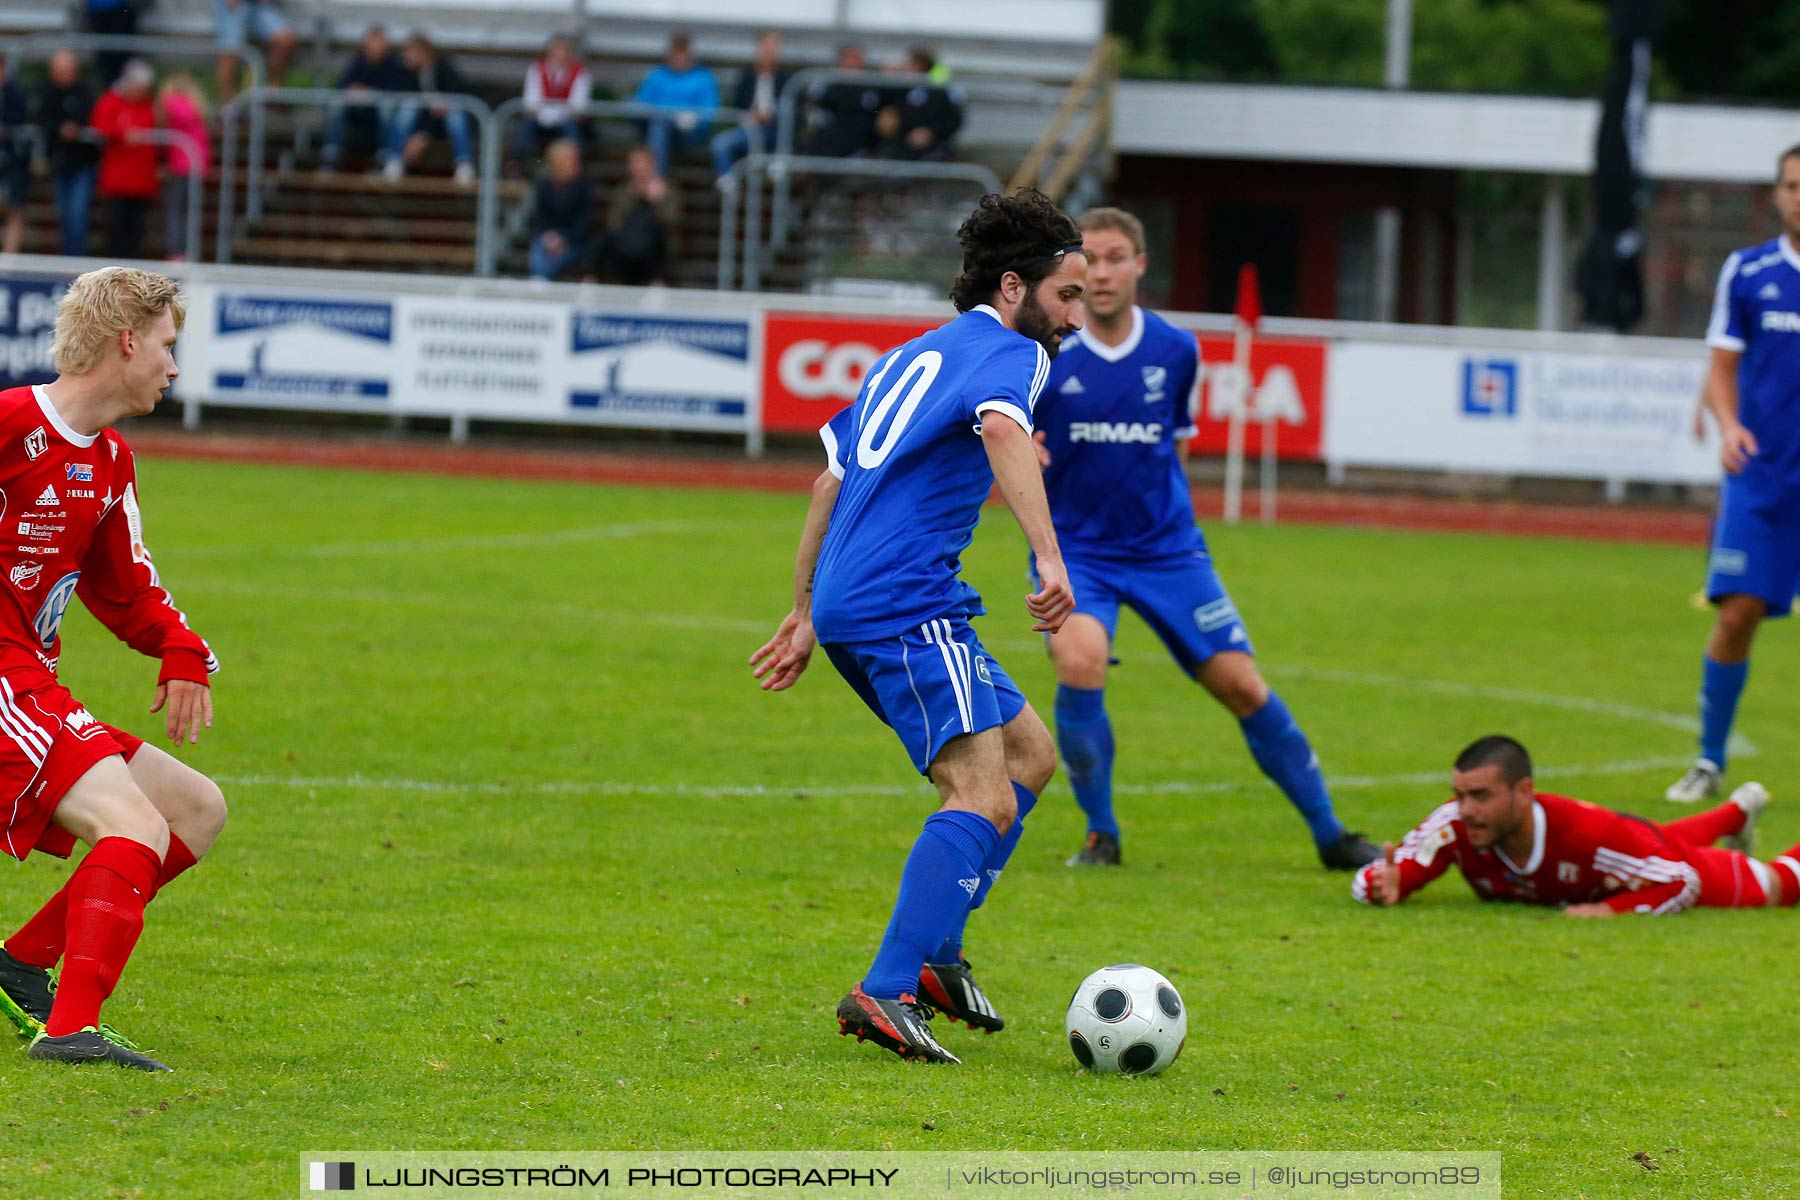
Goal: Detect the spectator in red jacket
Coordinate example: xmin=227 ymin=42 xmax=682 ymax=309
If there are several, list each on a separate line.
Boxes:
xmin=90 ymin=58 xmax=160 ymax=259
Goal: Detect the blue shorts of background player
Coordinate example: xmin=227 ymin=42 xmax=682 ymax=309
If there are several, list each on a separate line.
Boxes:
xmin=1043 ymin=548 xmax=1378 ymax=872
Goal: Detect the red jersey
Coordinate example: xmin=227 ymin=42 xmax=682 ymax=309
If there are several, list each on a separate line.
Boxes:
xmin=0 ymin=386 xmax=215 ymax=688
xmin=90 ymin=89 xmax=160 ymax=200
xmin=1352 ymin=792 xmax=1701 ymax=915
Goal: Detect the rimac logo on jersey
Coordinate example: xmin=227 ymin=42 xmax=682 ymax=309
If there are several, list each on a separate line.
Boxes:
xmin=33 ymin=571 xmax=79 ymax=649
xmin=23 ymin=428 xmax=47 ymax=460
xmin=1759 ymin=311 xmax=1800 ymax=333
xmin=1069 ymin=421 xmax=1163 ymax=444
xmin=1462 ymin=359 xmax=1518 ymax=417
xmin=65 ymin=464 xmax=92 ymax=482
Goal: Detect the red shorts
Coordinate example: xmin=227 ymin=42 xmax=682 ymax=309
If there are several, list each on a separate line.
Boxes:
xmin=1689 ymin=844 xmax=1777 ymax=908
xmin=0 ymin=675 xmax=139 ymax=862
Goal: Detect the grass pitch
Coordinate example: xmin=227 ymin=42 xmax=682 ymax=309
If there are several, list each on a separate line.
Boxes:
xmin=0 ymin=455 xmax=1793 ymax=1199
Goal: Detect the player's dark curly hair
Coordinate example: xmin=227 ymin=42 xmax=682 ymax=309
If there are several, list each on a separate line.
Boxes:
xmin=1454 ymin=735 xmax=1534 ymax=785
xmin=948 ymin=189 xmax=1082 ymax=313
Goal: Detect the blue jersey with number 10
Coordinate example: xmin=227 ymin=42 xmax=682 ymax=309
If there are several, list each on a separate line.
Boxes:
xmin=812 ymin=305 xmax=1051 ymax=644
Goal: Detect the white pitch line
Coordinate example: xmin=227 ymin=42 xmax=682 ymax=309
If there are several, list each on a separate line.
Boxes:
xmin=212 ymin=754 xmax=1722 ymax=802
xmin=186 ymin=518 xmax=732 ymax=559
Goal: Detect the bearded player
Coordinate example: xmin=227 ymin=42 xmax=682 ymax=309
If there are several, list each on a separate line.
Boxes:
xmin=0 ymin=267 xmax=223 ymax=1071
xmin=1033 ymin=207 xmax=1377 ymax=871
xmin=752 ymin=190 xmax=1083 ymax=1063
xmin=1355 ymin=735 xmax=1795 ymax=915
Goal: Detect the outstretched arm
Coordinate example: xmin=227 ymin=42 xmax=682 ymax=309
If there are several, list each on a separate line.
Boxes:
xmin=750 ymin=468 xmax=838 ymax=692
xmin=982 ymin=414 xmax=1073 ymax=633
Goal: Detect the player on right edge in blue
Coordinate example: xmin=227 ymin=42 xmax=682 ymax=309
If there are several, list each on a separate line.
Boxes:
xmin=751 ymin=191 xmax=1085 ymax=1063
xmin=1033 ymin=207 xmax=1379 ymax=871
xmin=1667 ymin=145 xmax=1800 ymax=803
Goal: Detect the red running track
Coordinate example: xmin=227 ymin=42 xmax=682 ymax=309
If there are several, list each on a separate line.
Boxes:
xmin=128 ymin=429 xmax=1714 ymax=548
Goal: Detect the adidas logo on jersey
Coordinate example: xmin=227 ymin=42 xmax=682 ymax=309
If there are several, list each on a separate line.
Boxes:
xmin=1761 ymin=282 xmax=1782 ymax=300
xmin=34 ymin=485 xmax=57 ymax=507
xmin=1059 ymin=376 xmax=1086 ymax=394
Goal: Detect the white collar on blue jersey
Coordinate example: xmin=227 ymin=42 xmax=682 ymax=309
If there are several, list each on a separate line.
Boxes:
xmin=1782 ymin=234 xmax=1800 ymax=274
xmin=32 ymin=384 xmax=98 ymax=448
xmin=971 ymin=303 xmax=1004 ymax=325
xmin=1074 ymin=305 xmax=1144 ymax=363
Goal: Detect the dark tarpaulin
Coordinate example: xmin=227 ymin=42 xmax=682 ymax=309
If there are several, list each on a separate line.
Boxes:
xmin=1576 ymin=0 xmax=1658 ymax=331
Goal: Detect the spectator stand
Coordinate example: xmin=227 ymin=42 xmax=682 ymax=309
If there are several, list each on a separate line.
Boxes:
xmin=3 ymin=33 xmax=257 ymax=260
xmin=483 ymin=96 xmax=744 ymax=282
xmin=215 ymin=85 xmax=497 ymax=273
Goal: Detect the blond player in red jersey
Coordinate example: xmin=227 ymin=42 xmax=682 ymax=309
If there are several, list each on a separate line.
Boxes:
xmin=0 ymin=267 xmax=224 ymax=1071
xmin=1355 ymin=735 xmax=1797 ymax=917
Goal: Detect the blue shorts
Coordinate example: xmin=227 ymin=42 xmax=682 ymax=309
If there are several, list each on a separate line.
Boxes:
xmin=1054 ymin=549 xmax=1254 ymax=673
xmin=1706 ymin=478 xmax=1800 ymax=619
xmin=823 ymin=617 xmax=1027 ymax=775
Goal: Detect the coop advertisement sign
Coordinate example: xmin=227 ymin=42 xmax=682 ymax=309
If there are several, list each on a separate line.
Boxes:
xmin=1324 ymin=342 xmax=1717 ymax=484
xmin=761 ymin=312 xmax=937 ymax=434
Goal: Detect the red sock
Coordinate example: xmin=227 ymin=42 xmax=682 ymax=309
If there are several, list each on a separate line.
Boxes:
xmin=1662 ymin=802 xmax=1744 ymax=848
xmin=1770 ymin=846 xmax=1800 ymax=908
xmin=5 ymin=834 xmax=195 ymax=971
xmin=149 ymin=833 xmax=197 ymax=902
xmin=45 ymin=837 xmax=162 ymax=1037
xmin=5 ymin=876 xmax=74 ymax=970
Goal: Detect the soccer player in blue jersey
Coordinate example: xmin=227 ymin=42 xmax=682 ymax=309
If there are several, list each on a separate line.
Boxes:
xmin=1667 ymin=145 xmax=1800 ymax=803
xmin=750 ymin=191 xmax=1085 ymax=1063
xmin=1032 ymin=207 xmax=1378 ymax=871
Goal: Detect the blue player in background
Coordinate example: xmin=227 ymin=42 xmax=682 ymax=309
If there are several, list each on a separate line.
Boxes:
xmin=1032 ymin=207 xmax=1379 ymax=871
xmin=751 ymin=191 xmax=1086 ymax=1063
xmin=1668 ymin=145 xmax=1800 ymax=803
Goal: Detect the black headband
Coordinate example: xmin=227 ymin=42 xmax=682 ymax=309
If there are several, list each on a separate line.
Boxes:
xmin=1000 ymin=240 xmax=1086 ymax=277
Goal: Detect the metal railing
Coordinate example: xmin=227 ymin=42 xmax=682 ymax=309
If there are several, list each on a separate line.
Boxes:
xmin=479 ymin=96 xmax=744 ymax=276
xmin=717 ymin=153 xmax=1002 ymax=292
xmin=215 ymin=86 xmax=494 ymax=270
xmin=134 ymin=127 xmax=205 ymax=262
xmin=7 ymin=34 xmax=267 ymax=220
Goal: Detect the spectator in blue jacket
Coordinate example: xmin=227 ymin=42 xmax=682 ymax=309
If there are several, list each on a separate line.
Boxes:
xmin=633 ymin=33 xmax=719 ymax=177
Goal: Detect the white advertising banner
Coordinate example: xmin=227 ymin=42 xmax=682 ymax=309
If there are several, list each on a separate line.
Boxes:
xmin=187 ymin=284 xmax=753 ymax=435
xmin=565 ymin=310 xmax=753 ymax=432
xmin=1324 ymin=342 xmax=1719 ymax=484
xmin=391 ymin=297 xmax=565 ymax=418
xmin=203 ymin=287 xmax=396 ymax=411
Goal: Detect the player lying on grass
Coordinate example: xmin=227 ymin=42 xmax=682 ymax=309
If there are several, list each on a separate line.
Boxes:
xmin=1031 ymin=207 xmax=1378 ymax=872
xmin=0 ymin=267 xmax=224 ymax=1071
xmin=751 ymin=190 xmax=1084 ymax=1063
xmin=1355 ymin=735 xmax=1795 ymax=916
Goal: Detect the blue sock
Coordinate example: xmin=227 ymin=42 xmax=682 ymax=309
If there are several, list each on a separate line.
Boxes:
xmin=1699 ymin=656 xmax=1749 ymax=770
xmin=1240 ymin=691 xmax=1343 ymax=847
xmin=862 ymin=809 xmax=1000 ymax=1001
xmin=1056 ymin=685 xmax=1117 ymax=838
xmin=933 ymin=783 xmax=1037 ymax=963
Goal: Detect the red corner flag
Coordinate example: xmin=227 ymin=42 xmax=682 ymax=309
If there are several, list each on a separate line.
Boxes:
xmin=1234 ymin=263 xmax=1263 ymax=328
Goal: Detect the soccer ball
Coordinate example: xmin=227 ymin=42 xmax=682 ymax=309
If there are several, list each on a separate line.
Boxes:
xmin=1065 ymin=964 xmax=1187 ymax=1076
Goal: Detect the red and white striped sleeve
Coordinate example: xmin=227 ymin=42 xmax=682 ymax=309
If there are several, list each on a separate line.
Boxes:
xmin=1594 ymin=848 xmax=1701 ymax=915
xmin=1352 ymin=801 xmax=1461 ymax=904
